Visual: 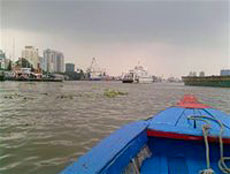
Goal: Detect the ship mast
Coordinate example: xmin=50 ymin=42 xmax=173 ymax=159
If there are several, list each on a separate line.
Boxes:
xmin=89 ymin=57 xmax=96 ymax=72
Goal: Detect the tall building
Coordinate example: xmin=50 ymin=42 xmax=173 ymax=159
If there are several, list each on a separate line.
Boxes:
xmin=56 ymin=52 xmax=64 ymax=72
xmin=43 ymin=49 xmax=54 ymax=72
xmin=188 ymin=71 xmax=197 ymax=77
xmin=39 ymin=56 xmax=46 ymax=71
xmin=220 ymin=69 xmax=230 ymax=76
xmin=0 ymin=50 xmax=6 ymax=69
xmin=21 ymin=46 xmax=39 ymax=69
xmin=43 ymin=49 xmax=64 ymax=73
xmin=0 ymin=50 xmax=11 ymax=70
xmin=199 ymin=71 xmax=205 ymax=77
xmin=65 ymin=63 xmax=75 ymax=72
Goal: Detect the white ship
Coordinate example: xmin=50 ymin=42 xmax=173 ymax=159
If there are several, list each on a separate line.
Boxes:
xmin=122 ymin=63 xmax=153 ymax=83
xmin=133 ymin=65 xmax=153 ymax=83
xmin=87 ymin=58 xmax=106 ymax=81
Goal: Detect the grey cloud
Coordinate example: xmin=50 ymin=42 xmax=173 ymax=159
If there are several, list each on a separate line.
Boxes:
xmin=2 ymin=0 xmax=228 ymax=46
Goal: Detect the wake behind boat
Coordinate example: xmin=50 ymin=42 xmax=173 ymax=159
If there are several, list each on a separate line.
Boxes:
xmin=59 ymin=95 xmax=230 ymax=174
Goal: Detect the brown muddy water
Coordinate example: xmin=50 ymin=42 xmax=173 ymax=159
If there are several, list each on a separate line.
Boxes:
xmin=0 ymin=81 xmax=230 ymax=174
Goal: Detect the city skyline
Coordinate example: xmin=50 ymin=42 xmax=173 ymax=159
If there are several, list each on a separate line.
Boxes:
xmin=1 ymin=0 xmax=229 ymax=77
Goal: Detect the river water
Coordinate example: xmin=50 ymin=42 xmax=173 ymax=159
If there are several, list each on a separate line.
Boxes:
xmin=0 ymin=81 xmax=230 ymax=174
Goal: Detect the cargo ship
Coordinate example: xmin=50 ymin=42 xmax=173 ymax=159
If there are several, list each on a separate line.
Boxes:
xmin=182 ymin=75 xmax=230 ymax=87
xmin=182 ymin=69 xmax=230 ymax=87
xmin=86 ymin=58 xmax=106 ymax=81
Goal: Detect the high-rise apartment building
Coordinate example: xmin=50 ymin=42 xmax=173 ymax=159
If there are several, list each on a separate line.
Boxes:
xmin=43 ymin=49 xmax=64 ymax=73
xmin=21 ymin=46 xmax=39 ymax=69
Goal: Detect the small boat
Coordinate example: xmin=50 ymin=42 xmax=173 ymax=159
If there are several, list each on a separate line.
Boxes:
xmin=122 ymin=72 xmax=134 ymax=83
xmin=0 ymin=71 xmax=5 ymax=81
xmin=59 ymin=95 xmax=230 ymax=174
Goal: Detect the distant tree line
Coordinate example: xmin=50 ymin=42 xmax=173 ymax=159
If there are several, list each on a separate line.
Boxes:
xmin=15 ymin=58 xmax=34 ymax=71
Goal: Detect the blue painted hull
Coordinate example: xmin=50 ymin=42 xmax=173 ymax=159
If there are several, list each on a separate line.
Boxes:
xmin=59 ymin=96 xmax=230 ymax=174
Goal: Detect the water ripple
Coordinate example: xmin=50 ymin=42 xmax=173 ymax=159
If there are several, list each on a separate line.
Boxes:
xmin=0 ymin=81 xmax=229 ymax=174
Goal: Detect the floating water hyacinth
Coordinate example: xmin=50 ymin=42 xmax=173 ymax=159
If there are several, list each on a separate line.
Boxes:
xmin=56 ymin=95 xmax=74 ymax=99
xmin=3 ymin=93 xmax=35 ymax=100
xmin=4 ymin=93 xmax=23 ymax=99
xmin=104 ymin=89 xmax=128 ymax=98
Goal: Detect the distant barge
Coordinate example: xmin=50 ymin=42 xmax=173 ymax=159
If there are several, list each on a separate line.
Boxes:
xmin=182 ymin=75 xmax=230 ymax=87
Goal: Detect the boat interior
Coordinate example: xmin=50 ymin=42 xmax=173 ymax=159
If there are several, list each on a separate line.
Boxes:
xmin=140 ymin=137 xmax=230 ymax=174
xmin=60 ymin=97 xmax=230 ymax=174
xmin=133 ymin=107 xmax=230 ymax=174
xmin=60 ymin=119 xmax=230 ymax=174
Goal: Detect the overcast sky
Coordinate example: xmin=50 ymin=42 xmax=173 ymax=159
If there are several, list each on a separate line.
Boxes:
xmin=1 ymin=0 xmax=229 ymax=77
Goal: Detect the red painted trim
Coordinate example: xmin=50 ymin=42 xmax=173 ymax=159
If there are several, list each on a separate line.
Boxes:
xmin=176 ymin=95 xmax=210 ymax=109
xmin=147 ymin=130 xmax=230 ymax=144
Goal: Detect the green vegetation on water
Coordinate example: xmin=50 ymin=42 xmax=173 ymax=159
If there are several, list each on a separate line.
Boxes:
xmin=3 ymin=93 xmax=34 ymax=100
xmin=104 ymin=89 xmax=128 ymax=98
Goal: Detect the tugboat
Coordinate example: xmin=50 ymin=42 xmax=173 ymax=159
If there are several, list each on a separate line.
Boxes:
xmin=122 ymin=71 xmax=134 ymax=83
xmin=0 ymin=71 xmax=5 ymax=81
xmin=59 ymin=95 xmax=230 ymax=174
